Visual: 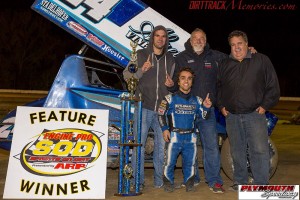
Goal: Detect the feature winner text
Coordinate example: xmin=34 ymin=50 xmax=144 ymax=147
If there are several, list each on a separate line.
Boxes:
xmin=20 ymin=179 xmax=90 ymax=195
xmin=30 ymin=110 xmax=96 ymax=126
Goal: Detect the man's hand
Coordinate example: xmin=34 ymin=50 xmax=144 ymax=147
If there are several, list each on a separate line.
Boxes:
xmin=165 ymin=74 xmax=174 ymax=87
xmin=249 ymin=46 xmax=257 ymax=54
xmin=163 ymin=130 xmax=171 ymax=142
xmin=203 ymin=93 xmax=212 ymax=108
xmin=141 ymin=55 xmax=152 ymax=73
xmin=221 ymin=107 xmax=229 ymax=117
xmin=256 ymin=106 xmax=266 ymax=114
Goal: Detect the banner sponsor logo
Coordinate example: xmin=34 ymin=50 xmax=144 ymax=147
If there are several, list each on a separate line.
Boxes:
xmin=126 ymin=21 xmax=181 ymax=56
xmin=86 ymin=33 xmax=105 ymax=47
xmin=67 ymin=21 xmax=88 ymax=36
xmin=101 ymin=44 xmax=126 ymax=61
xmin=40 ymin=0 xmax=69 ymax=22
xmin=19 ymin=128 xmax=103 ymax=176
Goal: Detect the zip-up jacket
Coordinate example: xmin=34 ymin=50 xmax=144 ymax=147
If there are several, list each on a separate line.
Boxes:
xmin=168 ymin=39 xmax=227 ymax=106
xmin=158 ymin=91 xmax=210 ymax=133
xmin=123 ymin=25 xmax=175 ymax=112
xmin=217 ymin=52 xmax=280 ymax=114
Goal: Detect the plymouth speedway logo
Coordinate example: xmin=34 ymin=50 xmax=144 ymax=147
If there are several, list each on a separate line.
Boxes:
xmin=17 ymin=128 xmax=103 ymax=176
xmin=239 ymin=185 xmax=299 ymax=200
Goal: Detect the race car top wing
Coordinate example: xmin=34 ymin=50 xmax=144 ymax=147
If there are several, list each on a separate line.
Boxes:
xmin=31 ymin=0 xmax=190 ymax=67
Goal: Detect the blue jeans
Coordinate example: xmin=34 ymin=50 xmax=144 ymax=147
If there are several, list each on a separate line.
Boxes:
xmin=196 ymin=107 xmax=223 ymax=187
xmin=225 ymin=111 xmax=269 ymax=185
xmin=131 ymin=108 xmax=165 ymax=187
xmin=164 ymin=132 xmax=197 ymax=184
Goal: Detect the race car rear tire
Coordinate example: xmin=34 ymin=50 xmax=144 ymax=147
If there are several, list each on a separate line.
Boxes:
xmin=221 ymin=138 xmax=278 ymax=182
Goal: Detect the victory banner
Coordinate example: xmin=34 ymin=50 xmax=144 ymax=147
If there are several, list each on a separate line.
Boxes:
xmin=3 ymin=107 xmax=109 ymax=199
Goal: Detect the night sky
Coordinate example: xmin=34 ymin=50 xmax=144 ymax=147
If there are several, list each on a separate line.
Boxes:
xmin=1 ymin=0 xmax=299 ymax=96
xmin=143 ymin=0 xmax=300 ymax=97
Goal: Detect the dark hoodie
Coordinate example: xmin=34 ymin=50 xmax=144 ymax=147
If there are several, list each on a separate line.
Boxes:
xmin=168 ymin=38 xmax=227 ymax=106
xmin=123 ymin=25 xmax=175 ymax=112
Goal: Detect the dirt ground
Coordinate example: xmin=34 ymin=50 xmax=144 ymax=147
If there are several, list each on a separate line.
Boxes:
xmin=1 ymin=123 xmax=300 ymax=200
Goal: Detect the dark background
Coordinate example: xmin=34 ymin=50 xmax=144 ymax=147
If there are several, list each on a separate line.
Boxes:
xmin=0 ymin=0 xmax=299 ymax=96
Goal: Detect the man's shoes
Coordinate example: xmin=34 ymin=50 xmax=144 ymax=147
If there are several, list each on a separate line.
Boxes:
xmin=164 ymin=182 xmax=174 ymax=192
xmin=209 ymin=183 xmax=225 ymax=193
xmin=174 ymin=183 xmax=183 ymax=189
xmin=186 ymin=185 xmax=194 ymax=192
xmin=185 ymin=183 xmax=195 ymax=192
xmin=194 ymin=181 xmax=200 ymax=186
xmin=185 ymin=177 xmax=195 ymax=192
xmin=180 ymin=180 xmax=200 ymax=188
xmin=228 ymin=184 xmax=238 ymax=192
xmin=154 ymin=183 xmax=163 ymax=189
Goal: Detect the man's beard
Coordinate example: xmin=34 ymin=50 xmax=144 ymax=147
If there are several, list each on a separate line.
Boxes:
xmin=193 ymin=45 xmax=204 ymax=53
xmin=154 ymin=43 xmax=164 ymax=50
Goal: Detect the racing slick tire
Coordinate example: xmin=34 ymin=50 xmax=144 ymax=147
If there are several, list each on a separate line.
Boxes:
xmin=221 ymin=138 xmax=278 ymax=182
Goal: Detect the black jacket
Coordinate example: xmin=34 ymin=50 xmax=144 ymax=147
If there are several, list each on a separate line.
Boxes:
xmin=217 ymin=52 xmax=280 ymax=113
xmin=168 ymin=39 xmax=227 ymax=106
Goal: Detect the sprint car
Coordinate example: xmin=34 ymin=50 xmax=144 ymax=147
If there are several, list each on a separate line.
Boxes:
xmin=0 ymin=0 xmax=279 ymax=182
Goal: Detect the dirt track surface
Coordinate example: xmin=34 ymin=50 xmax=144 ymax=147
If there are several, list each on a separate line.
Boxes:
xmin=1 ymin=123 xmax=299 ymax=200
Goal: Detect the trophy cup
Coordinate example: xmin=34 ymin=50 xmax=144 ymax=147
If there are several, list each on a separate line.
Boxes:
xmin=115 ymin=42 xmax=142 ymax=196
xmin=127 ymin=41 xmax=139 ymax=99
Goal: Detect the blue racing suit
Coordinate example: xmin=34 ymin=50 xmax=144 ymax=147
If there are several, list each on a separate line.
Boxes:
xmin=158 ymin=91 xmax=210 ymax=185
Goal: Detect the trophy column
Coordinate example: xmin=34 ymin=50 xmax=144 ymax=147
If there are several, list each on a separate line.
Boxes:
xmin=115 ymin=42 xmax=142 ymax=196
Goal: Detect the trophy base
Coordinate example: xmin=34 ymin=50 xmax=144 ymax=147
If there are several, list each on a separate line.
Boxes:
xmin=114 ymin=192 xmax=142 ymax=196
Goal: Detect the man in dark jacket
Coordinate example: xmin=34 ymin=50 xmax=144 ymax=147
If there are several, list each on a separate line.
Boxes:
xmin=217 ymin=30 xmax=280 ymax=191
xmin=123 ymin=25 xmax=175 ymax=189
xmin=166 ymin=28 xmax=227 ymax=193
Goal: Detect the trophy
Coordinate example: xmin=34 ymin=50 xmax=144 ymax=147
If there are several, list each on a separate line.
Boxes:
xmin=127 ymin=41 xmax=139 ymax=99
xmin=115 ymin=42 xmax=142 ymax=196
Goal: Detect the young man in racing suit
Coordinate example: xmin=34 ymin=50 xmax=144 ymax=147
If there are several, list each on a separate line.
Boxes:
xmin=158 ymin=67 xmax=212 ymax=192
